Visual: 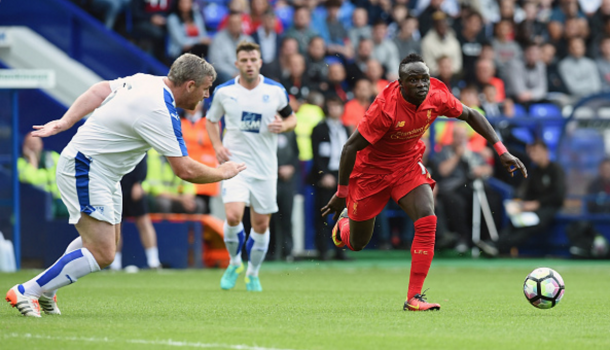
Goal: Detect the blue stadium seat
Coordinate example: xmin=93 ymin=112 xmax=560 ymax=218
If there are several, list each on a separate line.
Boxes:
xmin=513 ymin=103 xmax=527 ymax=118
xmin=512 ymin=127 xmax=534 ymax=144
xmin=530 ymin=103 xmax=562 ymax=118
xmin=204 ymin=3 xmax=228 ymax=31
xmin=204 ymin=0 xmax=227 ymax=4
xmin=275 ymin=6 xmax=294 ymax=29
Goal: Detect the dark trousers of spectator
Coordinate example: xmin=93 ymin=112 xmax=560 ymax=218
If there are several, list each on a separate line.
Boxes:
xmin=132 ymin=22 xmax=166 ymax=62
xmin=497 ymin=207 xmax=558 ymax=253
xmin=269 ymin=180 xmax=295 ymax=260
xmin=437 ymin=181 xmax=503 ymax=244
xmin=313 ymin=185 xmax=346 ymax=260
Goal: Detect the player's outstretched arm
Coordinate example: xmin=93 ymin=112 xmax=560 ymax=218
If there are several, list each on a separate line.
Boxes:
xmin=32 ymin=81 xmax=112 ymax=138
xmin=166 ymin=156 xmax=246 ymax=184
xmin=321 ymin=130 xmax=370 ymax=221
xmin=458 ymin=104 xmax=528 ymax=178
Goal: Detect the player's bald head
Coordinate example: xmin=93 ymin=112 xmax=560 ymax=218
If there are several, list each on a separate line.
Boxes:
xmin=168 ymin=53 xmax=217 ymax=87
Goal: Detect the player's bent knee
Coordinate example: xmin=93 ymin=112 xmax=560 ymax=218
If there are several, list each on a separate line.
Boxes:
xmin=87 ymin=246 xmax=116 ymax=268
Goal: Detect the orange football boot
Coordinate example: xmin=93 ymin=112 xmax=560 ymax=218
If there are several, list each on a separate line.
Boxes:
xmin=404 ymin=291 xmax=441 ymax=311
xmin=331 ymin=208 xmax=349 ymax=248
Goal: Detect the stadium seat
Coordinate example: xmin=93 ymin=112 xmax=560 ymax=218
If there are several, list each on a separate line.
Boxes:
xmin=203 ymin=3 xmax=228 ymax=31
xmin=513 ymin=103 xmax=527 ymax=118
xmin=573 ymin=106 xmax=594 ymax=119
xmin=529 ymin=103 xmax=562 ymax=118
xmin=204 ymin=0 xmax=227 ymax=4
xmin=512 ymin=127 xmax=534 ymax=144
xmin=598 ymin=107 xmax=610 ymax=119
xmin=275 ymin=6 xmax=294 ymax=29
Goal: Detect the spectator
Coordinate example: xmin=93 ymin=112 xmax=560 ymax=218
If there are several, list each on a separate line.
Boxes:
xmin=366 ymin=0 xmax=392 ymax=25
xmin=261 ymin=37 xmax=300 ymax=82
xmin=342 ymin=78 xmax=372 ymax=131
xmin=89 ymin=0 xmax=130 ymax=29
xmin=284 ymin=6 xmax=318 ymax=54
xmin=166 ymin=0 xmax=210 ymax=59
xmin=505 ymin=43 xmax=548 ymax=104
xmin=597 ymin=37 xmax=610 ymax=91
xmin=18 ymin=133 xmax=68 ymax=219
xmin=548 ymin=0 xmax=588 ymax=42
xmin=281 ymin=53 xmax=311 ymax=102
xmin=145 ymin=149 xmax=206 ymax=214
xmin=436 ymin=55 xmax=462 ymax=97
xmin=457 ymin=11 xmax=487 ymax=83
xmin=270 ymin=130 xmax=299 ymax=261
xmin=305 ymin=36 xmax=329 ymax=92
xmin=589 ymin=15 xmax=610 ymax=58
xmin=498 ymin=0 xmax=525 ymax=23
xmin=421 ymin=11 xmax=463 ymax=76
xmin=180 ymin=103 xmax=220 ymax=211
xmin=590 ymin=0 xmax=610 ymax=38
xmin=371 ymin=19 xmax=401 ymax=81
xmin=541 ymin=42 xmax=569 ymax=94
xmin=251 ymin=0 xmax=283 ymax=34
xmin=516 ymin=1 xmax=550 ymax=46
xmin=557 ymin=16 xmax=590 ymax=58
xmin=252 ymin=9 xmax=282 ymax=67
xmin=492 ymin=20 xmax=523 ymax=83
xmin=208 ymin=13 xmax=253 ymax=82
xmin=417 ymin=0 xmax=446 ymax=37
xmin=480 ymin=84 xmax=503 ymax=117
xmin=308 ymin=96 xmax=350 ymax=260
xmin=393 ymin=16 xmax=421 ymax=60
xmin=348 ymin=8 xmax=372 ymax=51
xmin=131 ymin=0 xmax=172 ymax=61
xmin=294 ymin=92 xmax=326 ymax=161
xmin=433 ymin=124 xmax=499 ymax=253
xmin=366 ymin=59 xmax=390 ymax=96
xmin=217 ymin=0 xmax=254 ymax=35
xmin=387 ymin=3 xmax=409 ymax=38
xmin=559 ymin=37 xmax=602 ymax=97
xmin=325 ymin=62 xmax=351 ymax=101
xmin=474 ymin=58 xmax=505 ymax=102
xmin=345 ymin=38 xmax=373 ymax=88
xmin=478 ymin=140 xmax=566 ymax=256
xmin=588 ymin=158 xmax=610 ymax=213
xmin=324 ymin=0 xmax=353 ymax=60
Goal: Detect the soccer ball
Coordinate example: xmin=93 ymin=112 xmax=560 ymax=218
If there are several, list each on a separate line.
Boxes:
xmin=523 ymin=267 xmax=565 ymax=309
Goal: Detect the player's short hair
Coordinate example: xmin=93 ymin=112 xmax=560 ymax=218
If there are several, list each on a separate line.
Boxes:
xmin=236 ymin=41 xmax=261 ymax=56
xmin=168 ymin=53 xmax=216 ymax=86
xmin=398 ymin=53 xmax=425 ymax=78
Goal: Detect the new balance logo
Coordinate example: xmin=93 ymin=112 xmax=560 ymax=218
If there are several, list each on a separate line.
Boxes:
xmin=396 ymin=121 xmax=405 ymax=128
xmin=66 ymin=275 xmax=74 ymax=284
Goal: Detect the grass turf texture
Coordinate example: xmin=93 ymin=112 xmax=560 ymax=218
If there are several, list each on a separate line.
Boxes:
xmin=2 ymin=255 xmax=610 ymax=350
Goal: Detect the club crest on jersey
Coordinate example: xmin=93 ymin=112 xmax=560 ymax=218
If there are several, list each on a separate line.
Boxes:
xmin=262 ymin=94 xmax=270 ymax=103
xmin=240 ymin=111 xmax=262 ymax=133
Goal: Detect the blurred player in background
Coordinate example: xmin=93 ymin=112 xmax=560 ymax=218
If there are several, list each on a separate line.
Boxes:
xmin=6 ymin=54 xmax=245 ymax=317
xmin=322 ymin=53 xmax=527 ymax=311
xmin=206 ymin=41 xmax=296 ymax=292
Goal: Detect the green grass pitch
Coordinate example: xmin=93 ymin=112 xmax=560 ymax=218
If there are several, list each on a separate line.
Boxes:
xmin=2 ymin=255 xmax=610 ymax=350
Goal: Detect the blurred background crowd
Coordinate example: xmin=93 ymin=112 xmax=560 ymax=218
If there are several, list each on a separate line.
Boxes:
xmin=15 ymin=0 xmax=610 ymax=262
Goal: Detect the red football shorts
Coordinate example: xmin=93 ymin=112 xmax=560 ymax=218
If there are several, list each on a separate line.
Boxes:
xmin=346 ymin=161 xmax=435 ymax=221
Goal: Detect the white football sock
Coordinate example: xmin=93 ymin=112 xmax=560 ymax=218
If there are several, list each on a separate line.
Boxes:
xmin=109 ymin=252 xmax=122 ymax=271
xmin=22 ymin=248 xmax=100 ymax=298
xmin=246 ymin=229 xmax=270 ymax=277
xmin=145 ymin=247 xmax=160 ymax=268
xmin=224 ymin=221 xmax=245 ymax=266
xmin=43 ymin=236 xmax=84 ymax=298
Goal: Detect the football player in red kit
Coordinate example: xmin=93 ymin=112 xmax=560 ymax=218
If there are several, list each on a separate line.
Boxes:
xmin=322 ymin=54 xmax=527 ymax=311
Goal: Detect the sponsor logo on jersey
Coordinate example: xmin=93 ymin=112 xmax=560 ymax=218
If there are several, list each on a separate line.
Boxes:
xmin=396 ymin=121 xmax=405 ymax=128
xmin=240 ymin=111 xmax=262 ymax=133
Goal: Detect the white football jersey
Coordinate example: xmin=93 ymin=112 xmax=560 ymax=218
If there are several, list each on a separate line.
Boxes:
xmin=207 ymin=75 xmax=289 ymax=179
xmin=62 ymin=73 xmax=187 ymax=182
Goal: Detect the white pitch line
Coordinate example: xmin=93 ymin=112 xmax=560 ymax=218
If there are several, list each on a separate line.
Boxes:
xmin=2 ymin=333 xmax=301 ymax=350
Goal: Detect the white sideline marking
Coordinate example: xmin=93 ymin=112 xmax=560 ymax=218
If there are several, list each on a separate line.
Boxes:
xmin=3 ymin=333 xmax=300 ymax=350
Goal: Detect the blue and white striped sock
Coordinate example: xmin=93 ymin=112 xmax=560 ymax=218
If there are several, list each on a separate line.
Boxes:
xmin=22 ymin=248 xmax=100 ymax=298
xmin=246 ymin=229 xmax=270 ymax=277
xmin=43 ymin=236 xmax=84 ymax=298
xmin=224 ymin=221 xmax=245 ymax=267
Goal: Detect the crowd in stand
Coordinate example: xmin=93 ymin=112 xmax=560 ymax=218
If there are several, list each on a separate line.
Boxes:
xmin=63 ymin=0 xmax=610 ymax=258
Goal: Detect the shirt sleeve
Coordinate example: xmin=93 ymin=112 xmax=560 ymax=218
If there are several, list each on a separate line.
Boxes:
xmin=206 ymin=89 xmax=225 ymax=123
xmin=356 ymin=98 xmax=392 ymax=145
xmin=435 ymin=85 xmax=463 ymax=119
xmin=134 ymin=109 xmax=188 ymax=157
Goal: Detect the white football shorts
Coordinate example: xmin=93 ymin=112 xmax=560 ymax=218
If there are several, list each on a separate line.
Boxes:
xmin=56 ymin=153 xmax=123 ymax=225
xmin=221 ymin=173 xmax=278 ymax=214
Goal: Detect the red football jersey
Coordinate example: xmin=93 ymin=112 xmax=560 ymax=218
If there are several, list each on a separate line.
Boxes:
xmin=355 ymin=78 xmax=463 ymax=175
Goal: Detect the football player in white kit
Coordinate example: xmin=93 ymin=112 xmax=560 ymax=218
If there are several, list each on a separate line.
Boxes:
xmin=206 ymin=42 xmax=297 ymax=292
xmin=6 ymin=54 xmax=246 ymax=317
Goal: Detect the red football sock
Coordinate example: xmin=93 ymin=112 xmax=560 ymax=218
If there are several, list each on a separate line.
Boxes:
xmin=339 ymin=218 xmax=355 ymax=251
xmin=408 ymin=215 xmax=437 ymax=300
